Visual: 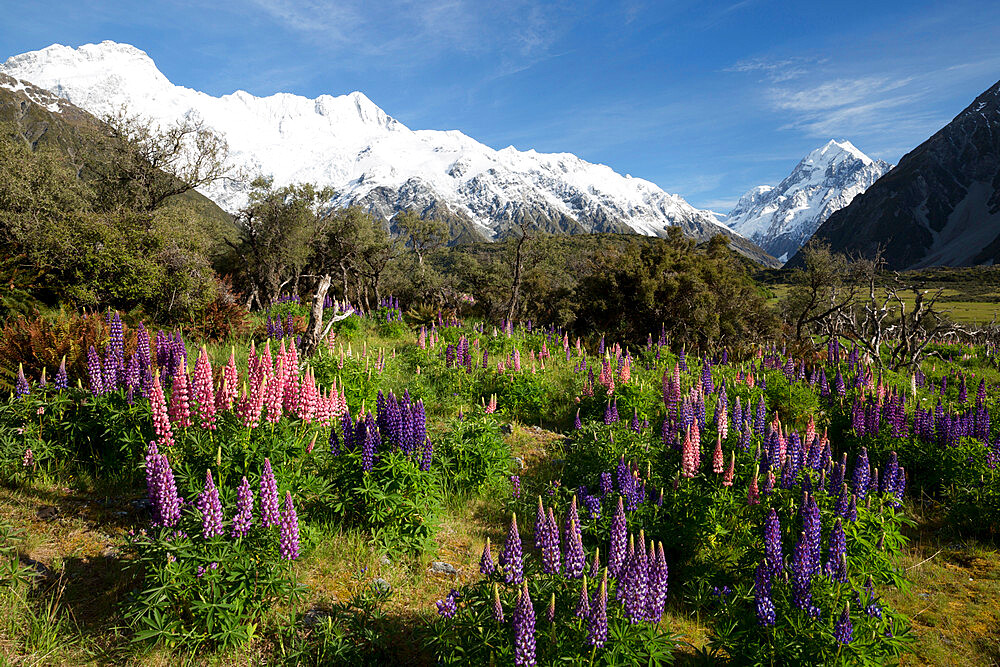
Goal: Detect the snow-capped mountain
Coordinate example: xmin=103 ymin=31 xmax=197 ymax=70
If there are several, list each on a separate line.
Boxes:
xmin=1 ymin=40 xmax=755 ymax=253
xmin=788 ymin=78 xmax=1000 ymax=270
xmin=723 ymin=140 xmax=891 ymax=262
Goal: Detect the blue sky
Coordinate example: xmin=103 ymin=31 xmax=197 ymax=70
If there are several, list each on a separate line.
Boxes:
xmin=2 ymin=0 xmax=999 ymax=211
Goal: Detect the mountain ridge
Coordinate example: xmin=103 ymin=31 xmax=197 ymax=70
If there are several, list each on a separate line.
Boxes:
xmin=0 ymin=40 xmax=778 ymax=266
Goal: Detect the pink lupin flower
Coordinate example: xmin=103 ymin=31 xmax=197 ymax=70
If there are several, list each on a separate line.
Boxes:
xmin=168 ymin=371 xmax=192 ymax=428
xmin=242 ymin=375 xmax=266 ymax=428
xmin=265 ymin=356 xmax=285 ymax=423
xmin=192 ymin=347 xmax=217 ymax=430
xmin=747 ymin=465 xmax=760 ymax=504
xmin=680 ymin=426 xmax=699 ymax=479
xmin=617 ymin=356 xmax=631 ymax=385
xmin=150 ymin=374 xmax=175 ymax=446
xmin=418 ymin=327 xmax=426 ymax=349
xmin=512 ymin=348 xmax=521 ymax=371
xmin=712 ymin=435 xmax=724 ymax=474
xmin=722 ymin=452 xmax=735 ymax=487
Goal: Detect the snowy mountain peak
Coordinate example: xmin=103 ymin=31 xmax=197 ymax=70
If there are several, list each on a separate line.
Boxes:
xmin=724 ymin=141 xmax=892 ymax=263
xmin=0 ymin=41 xmax=776 ymax=264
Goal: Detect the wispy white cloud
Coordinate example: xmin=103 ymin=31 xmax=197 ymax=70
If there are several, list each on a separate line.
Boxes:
xmin=724 ymin=56 xmax=825 ymax=82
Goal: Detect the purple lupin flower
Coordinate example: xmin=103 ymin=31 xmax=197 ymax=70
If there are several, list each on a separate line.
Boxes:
xmin=589 ymin=546 xmax=601 ymax=578
xmin=492 ymin=583 xmax=505 ymax=623
xmin=14 ymin=364 xmax=29 ymax=398
xmin=801 ymin=494 xmax=822 ymax=577
xmin=575 ymin=575 xmax=590 ymax=619
xmin=763 ymin=508 xmax=783 ymax=577
xmin=547 ymin=592 xmax=556 ymax=623
xmin=833 ymin=602 xmax=853 ymax=644
xmin=279 ymin=491 xmax=300 ymax=560
xmin=54 ymin=358 xmax=68 ymax=390
xmin=534 ymin=496 xmax=547 ymax=549
xmin=574 ymin=409 xmax=582 ymax=430
xmin=622 ymin=534 xmax=649 ymax=624
xmin=260 ymin=458 xmax=280 ymax=528
xmin=231 ymin=476 xmax=254 ymax=538
xmin=587 ymin=572 xmax=609 ymax=648
xmin=479 ymin=537 xmax=495 ymax=575
xmin=825 ymin=518 xmax=848 ymax=583
xmin=754 ymin=558 xmax=776 ymax=627
xmin=851 ymin=447 xmax=871 ymax=499
xmin=419 ymin=437 xmax=433 ymax=472
xmin=436 ymin=588 xmax=460 ymax=618
xmin=541 ymin=507 xmax=561 ymax=575
xmin=846 ymin=494 xmax=858 ymax=522
xmin=513 ymin=581 xmax=537 ymax=667
xmin=563 ymin=497 xmax=585 ymax=578
xmin=362 ymin=413 xmax=379 ymax=472
xmin=499 ymin=513 xmax=524 ymax=585
xmin=608 ymin=496 xmax=627 ymax=579
xmin=199 ymin=470 xmax=224 ymax=538
xmin=647 ymin=541 xmax=668 ymax=622
xmin=790 ymin=532 xmax=818 ymax=616
xmin=86 ymin=345 xmax=103 ymax=395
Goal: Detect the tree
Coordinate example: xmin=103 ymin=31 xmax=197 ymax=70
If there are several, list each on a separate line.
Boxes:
xmin=228 ymin=177 xmax=337 ymax=309
xmin=393 ymin=209 xmax=447 ymax=266
xmin=783 ymin=241 xmax=876 ymax=344
xmin=505 ymin=221 xmax=536 ymax=326
xmin=89 ymin=109 xmax=231 ymax=212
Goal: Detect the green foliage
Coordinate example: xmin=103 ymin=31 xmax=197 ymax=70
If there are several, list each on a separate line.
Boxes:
xmin=124 ymin=517 xmax=299 ymax=650
xmin=434 ymin=414 xmax=511 ymax=493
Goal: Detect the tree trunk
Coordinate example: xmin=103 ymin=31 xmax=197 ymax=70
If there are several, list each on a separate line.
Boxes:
xmin=505 ymin=232 xmax=527 ymax=325
xmin=300 ymin=274 xmax=333 ymax=357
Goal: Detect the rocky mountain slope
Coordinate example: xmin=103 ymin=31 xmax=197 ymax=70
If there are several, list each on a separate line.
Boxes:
xmin=786 ymin=79 xmax=1000 ymax=270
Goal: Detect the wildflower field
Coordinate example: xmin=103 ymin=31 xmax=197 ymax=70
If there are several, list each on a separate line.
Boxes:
xmin=1 ymin=302 xmax=999 ymax=666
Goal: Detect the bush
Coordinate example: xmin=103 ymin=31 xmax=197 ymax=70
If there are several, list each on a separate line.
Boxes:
xmin=434 ymin=414 xmax=511 ymax=493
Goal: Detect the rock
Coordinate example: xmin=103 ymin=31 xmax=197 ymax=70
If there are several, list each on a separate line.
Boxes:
xmin=380 ymin=554 xmax=391 ymax=566
xmin=101 ymin=546 xmax=119 ymax=558
xmin=500 ymin=423 xmax=513 ymax=435
xmin=429 ymin=561 xmax=458 ymax=576
xmin=372 ymin=578 xmax=391 ymax=593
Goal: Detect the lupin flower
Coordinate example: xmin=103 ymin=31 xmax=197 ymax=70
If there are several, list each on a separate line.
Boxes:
xmin=22 ymin=448 xmax=35 ymax=468
xmin=191 ymin=347 xmax=217 ymax=429
xmin=15 ymin=364 xmax=29 ymax=398
xmin=622 ymin=534 xmax=649 ymax=624
xmin=833 ymin=603 xmax=853 ymax=644
xmin=825 ymin=518 xmax=848 ymax=583
xmin=199 ymin=470 xmax=224 ymax=538
xmin=86 ymin=345 xmax=103 ymax=395
xmin=608 ymin=496 xmax=627 ymax=579
xmin=168 ymin=371 xmax=192 ymax=428
xmin=279 ymin=491 xmax=300 ymax=560
xmin=563 ymin=497 xmax=585 ymax=578
xmin=54 ymin=357 xmax=68 ymax=390
xmin=513 ymin=581 xmax=537 ymax=667
xmin=575 ymin=575 xmax=591 ymax=618
xmin=436 ymin=589 xmax=460 ymax=618
xmin=763 ymin=509 xmax=783 ymax=576
xmin=712 ymin=436 xmax=724 ymax=474
xmin=540 ymin=507 xmax=561 ymax=575
xmin=722 ymin=452 xmax=735 ymax=487
xmin=479 ymin=537 xmax=495 ymax=575
xmin=587 ymin=572 xmax=609 ymax=648
xmin=754 ymin=558 xmax=776 ymax=627
xmin=747 ymin=465 xmax=760 ymax=504
xmin=492 ymin=583 xmax=505 ymax=623
xmin=231 ymin=476 xmax=254 ymax=538
xmin=499 ymin=513 xmax=524 ymax=585
xmin=260 ymin=458 xmax=280 ymax=528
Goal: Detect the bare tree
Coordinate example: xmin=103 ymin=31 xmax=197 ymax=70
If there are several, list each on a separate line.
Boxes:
xmin=91 ymin=109 xmax=231 ymax=212
xmin=505 ymin=221 xmax=535 ymax=326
